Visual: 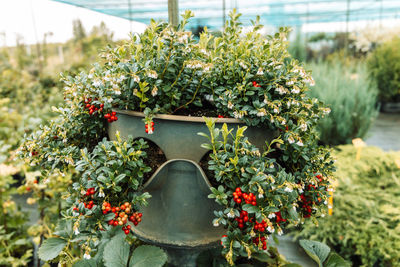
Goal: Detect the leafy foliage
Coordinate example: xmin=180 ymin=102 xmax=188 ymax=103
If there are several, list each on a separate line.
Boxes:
xmin=201 ymin=118 xmax=333 ymax=264
xmin=367 ymin=37 xmax=400 ymax=102
xmin=20 ymin=9 xmax=334 ymax=265
xmin=293 ymin=145 xmax=400 ymax=266
xmin=307 ymin=61 xmax=378 ymax=145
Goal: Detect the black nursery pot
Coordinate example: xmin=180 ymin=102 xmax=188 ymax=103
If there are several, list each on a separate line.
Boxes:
xmin=108 ymin=110 xmax=274 ymax=264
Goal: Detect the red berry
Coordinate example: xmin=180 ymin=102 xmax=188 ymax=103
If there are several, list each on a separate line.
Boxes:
xmin=111 ymin=111 xmax=116 ymax=116
xmin=100 ymin=104 xmax=104 ymax=108
xmin=104 ymin=114 xmax=110 ymax=119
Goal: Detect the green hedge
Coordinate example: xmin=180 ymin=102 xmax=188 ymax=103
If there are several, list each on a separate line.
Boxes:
xmin=367 ymin=37 xmax=400 ymax=102
xmin=293 ymin=145 xmax=400 ymax=266
xmin=307 ymin=61 xmax=378 ymax=145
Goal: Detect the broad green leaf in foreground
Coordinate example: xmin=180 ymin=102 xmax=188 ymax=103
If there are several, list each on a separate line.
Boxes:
xmin=103 ymin=234 xmax=130 ymax=267
xmin=325 ymin=252 xmax=351 ymax=267
xmin=299 ymin=239 xmax=330 ymax=267
xmin=38 ymin=237 xmax=68 ymax=261
xmin=129 ymin=245 xmax=167 ymax=267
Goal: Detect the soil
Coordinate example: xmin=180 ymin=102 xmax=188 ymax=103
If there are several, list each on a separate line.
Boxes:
xmin=172 ymin=100 xmax=227 ymax=118
xmin=142 ymin=140 xmax=167 ymax=184
xmin=198 ymin=151 xmax=219 ymax=188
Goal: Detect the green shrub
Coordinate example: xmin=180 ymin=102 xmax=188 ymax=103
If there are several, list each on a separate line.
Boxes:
xmin=288 ymin=30 xmax=307 ymax=62
xmin=307 ymin=61 xmax=378 ymax=145
xmin=293 ymin=145 xmax=400 ymax=266
xmin=367 ymin=37 xmax=400 ymax=102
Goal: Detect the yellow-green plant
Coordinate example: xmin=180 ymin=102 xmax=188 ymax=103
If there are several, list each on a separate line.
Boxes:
xmin=293 ymin=145 xmax=400 ymax=266
xmin=367 ymin=37 xmax=400 ymax=102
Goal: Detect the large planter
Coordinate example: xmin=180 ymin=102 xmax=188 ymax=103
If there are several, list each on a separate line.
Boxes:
xmin=108 ymin=110 xmax=274 ymax=264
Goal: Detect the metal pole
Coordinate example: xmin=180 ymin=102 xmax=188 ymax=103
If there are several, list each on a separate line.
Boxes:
xmin=379 ymin=0 xmax=383 ymax=28
xmin=168 ymin=0 xmax=179 ymax=27
xmin=30 ymin=0 xmax=42 ymax=74
xmin=128 ymin=0 xmax=133 ymax=32
xmin=345 ymin=0 xmax=351 ymax=55
xmin=222 ymin=0 xmax=226 ymax=27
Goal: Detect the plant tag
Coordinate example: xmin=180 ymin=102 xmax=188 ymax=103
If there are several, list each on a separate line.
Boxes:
xmin=352 ymin=138 xmax=366 ymax=160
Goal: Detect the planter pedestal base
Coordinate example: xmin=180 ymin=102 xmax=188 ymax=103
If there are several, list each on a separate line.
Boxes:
xmin=164 ymin=247 xmax=202 ymax=267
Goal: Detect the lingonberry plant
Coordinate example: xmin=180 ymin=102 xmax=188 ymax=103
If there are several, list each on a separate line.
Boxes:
xmin=201 ymin=119 xmax=332 ymax=264
xmin=19 ymin=9 xmax=334 ymax=265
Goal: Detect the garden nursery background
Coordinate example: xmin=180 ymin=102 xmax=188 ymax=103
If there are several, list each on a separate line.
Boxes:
xmin=1 ymin=0 xmax=400 ymax=266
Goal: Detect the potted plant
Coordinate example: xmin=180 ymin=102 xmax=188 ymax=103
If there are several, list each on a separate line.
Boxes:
xmin=19 ymin=10 xmax=334 ymax=266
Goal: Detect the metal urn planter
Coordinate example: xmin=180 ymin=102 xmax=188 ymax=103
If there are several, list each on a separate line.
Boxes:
xmin=108 ymin=109 xmax=274 ymax=266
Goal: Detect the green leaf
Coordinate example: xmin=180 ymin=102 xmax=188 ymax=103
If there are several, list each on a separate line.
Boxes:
xmin=197 ymin=132 xmax=210 ymax=139
xmin=129 ymin=245 xmax=167 ymax=267
xmin=252 ymin=251 xmax=272 ymax=262
xmin=299 ymin=239 xmax=330 ymax=267
xmin=324 ymin=252 xmax=351 ymax=267
xmin=115 ymin=173 xmax=127 ymax=183
xmin=201 ymin=143 xmax=213 ymax=150
xmin=242 ymin=204 xmax=260 ymax=213
xmin=73 ymin=259 xmax=98 ymax=267
xmin=38 ymin=237 xmax=68 ymax=261
xmin=103 ymin=234 xmax=130 ymax=267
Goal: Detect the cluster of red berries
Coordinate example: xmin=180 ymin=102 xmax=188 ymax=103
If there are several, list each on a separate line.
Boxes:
xmin=233 ymin=187 xmax=257 ymax=206
xmin=145 ymin=122 xmax=154 ymax=134
xmin=217 ymin=115 xmax=224 ymax=118
xmin=121 ymin=225 xmax=132 ymax=235
xmin=299 ymin=194 xmax=313 ymax=218
xmin=316 ymin=174 xmax=323 ymax=183
xmin=252 ymin=81 xmax=261 ymax=87
xmin=104 ymin=111 xmax=118 ymax=123
xmin=31 ymin=151 xmax=39 ymax=156
xmin=79 ymin=188 xmax=96 ymax=209
xmin=85 ymin=187 xmax=96 ymax=196
xmin=275 ymin=211 xmax=287 ymax=225
xmin=103 ymin=202 xmax=142 ymax=235
xmin=252 ymin=236 xmax=267 ymax=250
xmin=235 ymin=210 xmax=250 ymax=229
xmin=84 ymin=98 xmax=104 ymax=115
xmin=254 ymin=219 xmax=268 ymax=233
xmin=84 ymin=200 xmax=94 ymax=209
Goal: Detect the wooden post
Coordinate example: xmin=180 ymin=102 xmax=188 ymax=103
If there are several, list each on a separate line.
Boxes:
xmin=168 ymin=0 xmax=179 ymax=26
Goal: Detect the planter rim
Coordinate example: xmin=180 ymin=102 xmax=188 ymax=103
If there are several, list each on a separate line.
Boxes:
xmin=113 ymin=109 xmax=244 ymax=123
